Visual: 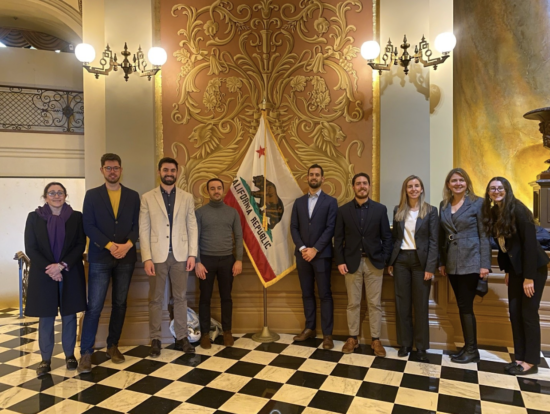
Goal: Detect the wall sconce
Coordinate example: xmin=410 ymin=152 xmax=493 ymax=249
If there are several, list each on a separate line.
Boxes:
xmin=361 ymin=32 xmax=456 ymax=75
xmin=74 ymin=43 xmax=167 ymax=81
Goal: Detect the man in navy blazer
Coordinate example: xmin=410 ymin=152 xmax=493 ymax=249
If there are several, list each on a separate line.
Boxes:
xmin=78 ymin=153 xmax=140 ymax=373
xmin=334 ymin=172 xmax=392 ymax=356
xmin=290 ymin=164 xmax=338 ymax=349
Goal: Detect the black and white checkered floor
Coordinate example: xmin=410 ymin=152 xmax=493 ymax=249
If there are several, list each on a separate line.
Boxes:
xmin=0 ymin=308 xmax=549 ymax=414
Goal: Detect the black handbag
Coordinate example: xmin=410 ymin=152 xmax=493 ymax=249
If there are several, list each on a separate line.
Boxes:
xmin=476 ymin=276 xmax=488 ymax=297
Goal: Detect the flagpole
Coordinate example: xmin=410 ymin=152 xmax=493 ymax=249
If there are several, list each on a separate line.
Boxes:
xmin=252 ymin=287 xmax=280 ymax=343
xmin=261 ymin=110 xmax=268 ymax=231
xmin=252 ymin=104 xmax=280 ymax=343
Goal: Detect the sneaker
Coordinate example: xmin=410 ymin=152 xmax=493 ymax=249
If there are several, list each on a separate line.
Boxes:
xmin=66 ymin=355 xmax=78 ymax=370
xmin=77 ymin=352 xmax=92 ymax=374
xmin=36 ymin=360 xmax=51 ymax=377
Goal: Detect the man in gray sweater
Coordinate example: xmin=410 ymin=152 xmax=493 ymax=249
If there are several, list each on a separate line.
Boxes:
xmin=195 ymin=178 xmax=244 ymax=348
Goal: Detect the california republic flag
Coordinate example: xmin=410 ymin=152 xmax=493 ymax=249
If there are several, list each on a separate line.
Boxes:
xmin=225 ymin=114 xmax=303 ymax=287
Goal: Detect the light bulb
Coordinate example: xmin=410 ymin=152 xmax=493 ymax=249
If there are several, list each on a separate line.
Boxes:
xmin=360 ymin=41 xmax=381 ymax=60
xmin=148 ymin=47 xmax=167 ymax=66
xmin=75 ymin=43 xmax=96 ymax=63
xmin=434 ymin=32 xmax=456 ymax=53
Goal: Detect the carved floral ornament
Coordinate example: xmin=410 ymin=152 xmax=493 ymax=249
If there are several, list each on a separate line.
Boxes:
xmin=169 ymin=0 xmax=371 ymax=205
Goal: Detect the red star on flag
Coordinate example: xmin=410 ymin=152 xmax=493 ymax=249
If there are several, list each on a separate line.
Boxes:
xmin=256 ymin=146 xmax=266 ymax=158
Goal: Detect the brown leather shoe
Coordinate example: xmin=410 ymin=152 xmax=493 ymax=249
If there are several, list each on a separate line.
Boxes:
xmin=293 ymin=329 xmax=316 ymax=341
xmin=342 ymin=337 xmax=359 ymax=354
xmin=322 ymin=335 xmax=334 ymax=350
xmin=223 ymin=331 xmax=234 ymax=347
xmin=371 ymin=339 xmax=386 ymax=357
xmin=77 ymin=352 xmax=92 ymax=373
xmin=200 ymin=334 xmax=211 ymax=349
xmin=106 ymin=344 xmax=125 ymax=364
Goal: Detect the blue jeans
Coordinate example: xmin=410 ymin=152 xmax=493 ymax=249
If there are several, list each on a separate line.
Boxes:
xmin=80 ymin=260 xmax=134 ymax=355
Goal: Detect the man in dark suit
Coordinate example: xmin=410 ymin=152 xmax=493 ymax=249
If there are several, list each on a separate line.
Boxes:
xmin=334 ymin=172 xmax=392 ymax=356
xmin=77 ymin=153 xmax=140 ymax=373
xmin=290 ymin=164 xmax=338 ymax=349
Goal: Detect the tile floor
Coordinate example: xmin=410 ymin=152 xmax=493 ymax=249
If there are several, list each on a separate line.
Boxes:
xmin=0 ymin=308 xmax=549 ymax=413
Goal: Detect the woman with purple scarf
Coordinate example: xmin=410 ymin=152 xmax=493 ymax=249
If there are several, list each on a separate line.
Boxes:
xmin=24 ymin=182 xmax=86 ymax=377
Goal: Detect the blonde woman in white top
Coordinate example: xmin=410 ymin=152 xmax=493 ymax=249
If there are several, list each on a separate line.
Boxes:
xmin=388 ymin=175 xmax=439 ymax=361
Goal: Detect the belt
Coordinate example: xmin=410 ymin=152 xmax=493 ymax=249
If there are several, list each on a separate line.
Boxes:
xmin=361 ymin=253 xmax=368 ymax=257
xmin=447 ymin=231 xmax=479 ymax=241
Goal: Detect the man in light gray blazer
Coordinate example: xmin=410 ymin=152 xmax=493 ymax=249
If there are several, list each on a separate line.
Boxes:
xmin=139 ymin=157 xmax=198 ymax=357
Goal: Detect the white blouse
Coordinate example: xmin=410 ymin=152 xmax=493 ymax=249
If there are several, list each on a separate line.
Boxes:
xmin=401 ymin=210 xmax=419 ymax=250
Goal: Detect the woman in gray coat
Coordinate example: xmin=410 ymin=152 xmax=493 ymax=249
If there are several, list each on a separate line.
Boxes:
xmin=438 ymin=168 xmax=491 ymax=363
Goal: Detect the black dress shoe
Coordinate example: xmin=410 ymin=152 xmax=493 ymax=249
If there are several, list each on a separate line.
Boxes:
xmin=509 ymin=364 xmax=538 ymax=376
xmin=36 ymin=360 xmax=51 ymax=377
xmin=451 ymin=348 xmax=480 ymax=364
xmin=416 ymin=350 xmax=429 ymax=362
xmin=504 ymin=361 xmax=518 ymax=373
xmin=398 ymin=347 xmax=411 ymax=357
xmin=175 ymin=337 xmax=195 ymax=353
xmin=149 ymin=339 xmax=162 ymax=358
xmin=66 ymin=355 xmax=78 ymax=370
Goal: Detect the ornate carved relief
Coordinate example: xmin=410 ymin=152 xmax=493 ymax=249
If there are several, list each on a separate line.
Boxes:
xmin=162 ymin=0 xmax=373 ymax=205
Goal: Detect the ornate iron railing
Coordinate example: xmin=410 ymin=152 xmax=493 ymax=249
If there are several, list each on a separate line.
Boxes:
xmin=0 ymin=85 xmax=84 ymax=133
xmin=14 ymin=251 xmax=30 ymax=318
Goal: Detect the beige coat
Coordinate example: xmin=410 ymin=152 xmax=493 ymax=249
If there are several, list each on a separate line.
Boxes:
xmin=139 ymin=187 xmax=198 ymax=263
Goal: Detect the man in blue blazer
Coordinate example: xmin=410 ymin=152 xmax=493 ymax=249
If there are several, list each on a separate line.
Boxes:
xmin=290 ymin=164 xmax=338 ymax=349
xmin=77 ymin=154 xmax=140 ymax=373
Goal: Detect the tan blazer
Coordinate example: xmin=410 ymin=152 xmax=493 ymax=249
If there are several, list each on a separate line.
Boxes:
xmin=139 ymin=186 xmax=198 ymax=263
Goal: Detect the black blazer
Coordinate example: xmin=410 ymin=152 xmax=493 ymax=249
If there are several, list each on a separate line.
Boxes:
xmin=334 ymin=199 xmax=393 ymax=272
xmin=290 ymin=191 xmax=338 ymax=259
xmin=389 ymin=205 xmax=439 ymax=274
xmin=24 ymin=210 xmax=87 ymax=317
xmin=496 ymin=202 xmax=549 ymax=280
xmin=83 ymin=184 xmax=140 ymax=264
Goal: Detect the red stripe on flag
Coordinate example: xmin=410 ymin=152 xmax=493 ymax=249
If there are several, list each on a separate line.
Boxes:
xmin=225 ymin=189 xmax=277 ymax=284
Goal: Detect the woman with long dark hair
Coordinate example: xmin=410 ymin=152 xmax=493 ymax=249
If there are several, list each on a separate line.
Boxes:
xmin=439 ymin=168 xmax=492 ymax=363
xmin=388 ymin=175 xmax=439 ymax=361
xmin=482 ymin=177 xmax=549 ymax=375
xmin=24 ymin=182 xmax=87 ymax=377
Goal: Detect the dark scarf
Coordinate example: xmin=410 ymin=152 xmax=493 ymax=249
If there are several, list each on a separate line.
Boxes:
xmin=35 ymin=203 xmax=73 ymax=262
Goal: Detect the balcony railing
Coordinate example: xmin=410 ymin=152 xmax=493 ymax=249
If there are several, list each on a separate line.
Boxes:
xmin=0 ymin=85 xmax=84 ymax=134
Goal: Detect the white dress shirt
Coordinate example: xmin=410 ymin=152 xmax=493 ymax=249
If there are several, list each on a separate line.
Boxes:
xmin=401 ymin=210 xmax=419 ymax=250
xmin=300 ymin=189 xmax=322 ymax=251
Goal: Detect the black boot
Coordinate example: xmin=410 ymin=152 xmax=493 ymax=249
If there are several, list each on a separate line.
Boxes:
xmin=451 ymin=314 xmax=467 ymax=359
xmin=451 ymin=313 xmax=480 ymax=364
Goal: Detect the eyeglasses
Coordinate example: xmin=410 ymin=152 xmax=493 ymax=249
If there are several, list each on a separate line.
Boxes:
xmin=489 ymin=187 xmax=505 ymax=193
xmin=103 ymin=166 xmax=121 ymax=172
xmin=47 ymin=191 xmax=65 ymax=197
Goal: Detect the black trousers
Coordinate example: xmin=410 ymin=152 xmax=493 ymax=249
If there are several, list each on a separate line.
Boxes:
xmin=508 ymin=266 xmax=546 ymax=365
xmin=394 ymin=250 xmax=431 ymax=350
xmin=296 ymin=255 xmax=333 ymax=335
xmin=199 ymin=255 xmax=235 ymax=333
xmin=448 ymin=273 xmax=479 ymax=315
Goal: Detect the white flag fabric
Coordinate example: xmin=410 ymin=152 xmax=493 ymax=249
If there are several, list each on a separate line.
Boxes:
xmin=225 ymin=114 xmax=304 ymax=287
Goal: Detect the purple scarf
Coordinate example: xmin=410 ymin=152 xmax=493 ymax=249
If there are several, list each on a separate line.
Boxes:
xmin=35 ymin=203 xmax=73 ymax=262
